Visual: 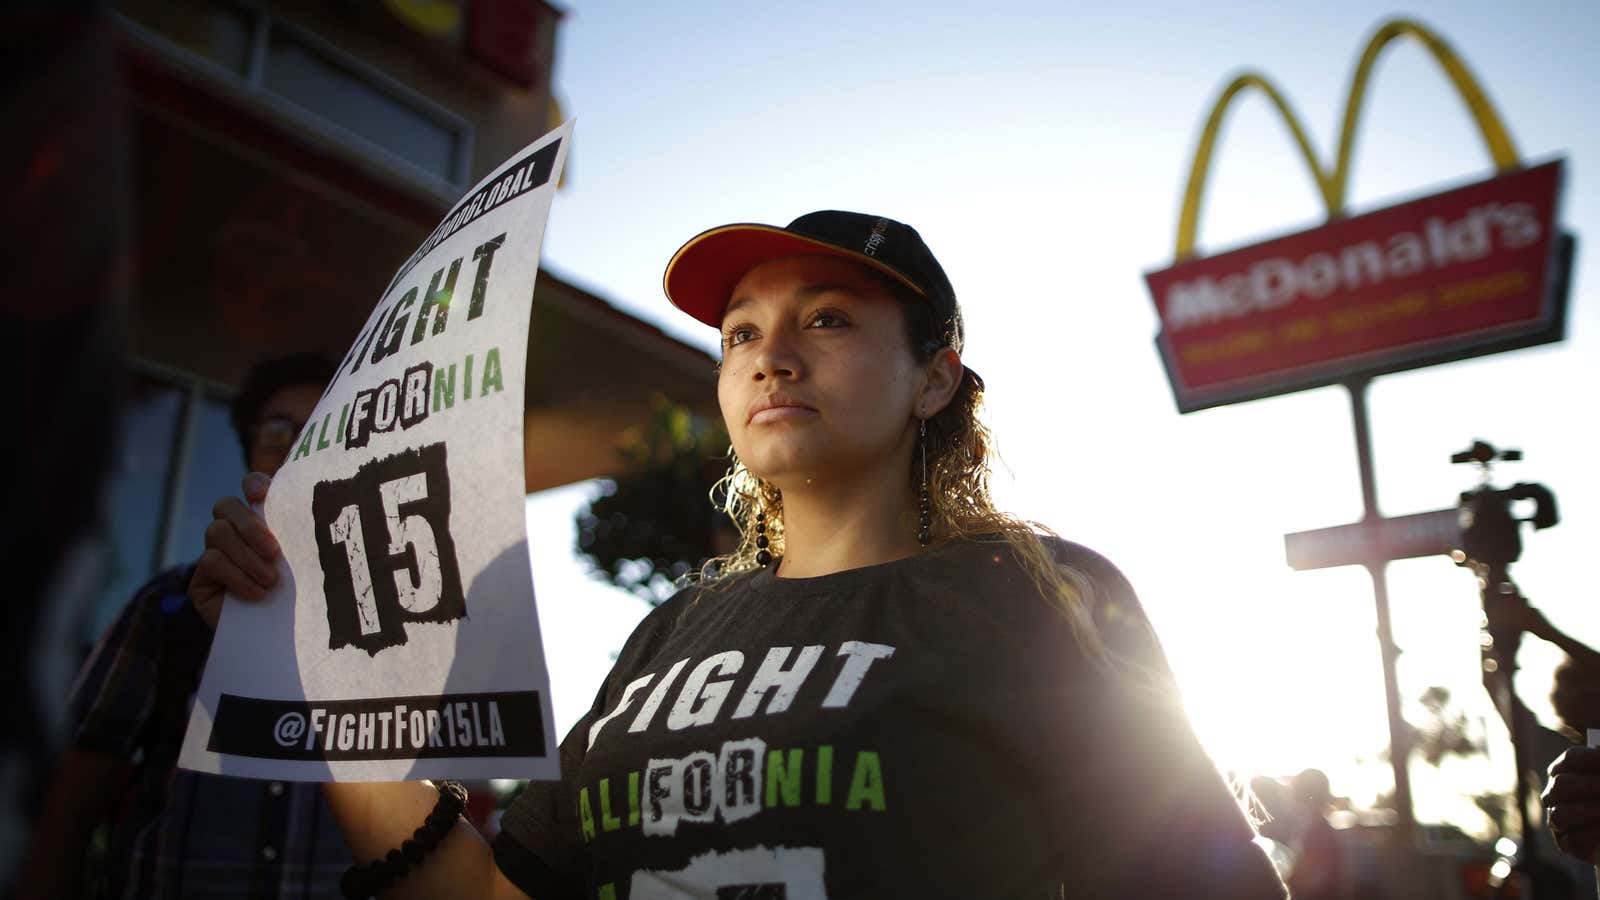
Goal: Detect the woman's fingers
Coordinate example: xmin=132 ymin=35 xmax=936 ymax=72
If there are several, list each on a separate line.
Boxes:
xmin=242 ymin=471 xmax=272 ymax=504
xmin=191 ymin=486 xmax=283 ymax=632
xmin=203 ymin=517 xmax=278 ymax=587
xmin=189 ymin=546 xmax=267 ymax=632
xmin=1543 ymin=752 xmax=1600 ymax=863
xmin=1545 ymin=772 xmax=1600 ymax=807
xmin=1547 ymin=792 xmax=1600 ymax=835
xmin=195 ymin=546 xmax=267 ymax=600
xmin=1548 ymin=746 xmax=1600 ymax=779
xmin=214 ymin=495 xmax=280 ymax=561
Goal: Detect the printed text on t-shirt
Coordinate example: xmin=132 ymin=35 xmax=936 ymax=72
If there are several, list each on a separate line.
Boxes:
xmin=586 ymin=641 xmax=896 ymax=750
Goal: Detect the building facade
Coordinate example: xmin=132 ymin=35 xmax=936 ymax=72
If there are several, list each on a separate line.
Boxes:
xmin=93 ymin=0 xmax=718 ymax=638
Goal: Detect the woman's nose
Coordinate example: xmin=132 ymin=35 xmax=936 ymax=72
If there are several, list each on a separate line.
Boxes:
xmin=751 ymin=328 xmax=803 ymax=381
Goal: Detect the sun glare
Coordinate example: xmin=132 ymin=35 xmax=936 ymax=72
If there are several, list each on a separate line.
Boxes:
xmin=1139 ymin=541 xmax=1517 ymax=837
xmin=1150 ymin=562 xmax=1396 ymax=796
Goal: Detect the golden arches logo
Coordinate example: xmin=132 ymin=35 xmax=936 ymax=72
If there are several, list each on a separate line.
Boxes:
xmin=382 ymin=0 xmax=462 ymax=38
xmin=1176 ymin=17 xmax=1522 ymax=261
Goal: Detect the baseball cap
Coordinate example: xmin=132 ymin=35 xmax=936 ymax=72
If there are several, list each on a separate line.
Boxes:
xmin=663 ymin=210 xmax=964 ymax=353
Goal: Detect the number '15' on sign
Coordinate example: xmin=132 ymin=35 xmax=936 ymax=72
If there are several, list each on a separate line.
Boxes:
xmin=312 ymin=442 xmax=467 ymax=656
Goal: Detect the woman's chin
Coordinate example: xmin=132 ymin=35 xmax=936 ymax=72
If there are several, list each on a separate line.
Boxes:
xmin=742 ymin=449 xmax=829 ymax=488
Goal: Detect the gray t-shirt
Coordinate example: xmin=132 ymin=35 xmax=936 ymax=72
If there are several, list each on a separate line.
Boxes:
xmin=495 ymin=537 xmax=1286 ymax=899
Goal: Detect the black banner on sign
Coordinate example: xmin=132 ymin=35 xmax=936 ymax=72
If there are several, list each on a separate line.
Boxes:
xmin=382 ymin=138 xmax=562 ymax=298
xmin=206 ymin=690 xmax=547 ymax=761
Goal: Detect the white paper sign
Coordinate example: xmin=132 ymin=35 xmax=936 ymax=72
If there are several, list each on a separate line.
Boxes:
xmin=180 ymin=122 xmax=573 ymax=782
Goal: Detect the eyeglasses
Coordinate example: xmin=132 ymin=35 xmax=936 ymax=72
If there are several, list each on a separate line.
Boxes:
xmin=249 ymin=415 xmax=305 ymax=453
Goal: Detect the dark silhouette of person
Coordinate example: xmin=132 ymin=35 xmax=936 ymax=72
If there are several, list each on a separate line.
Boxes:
xmin=1284 ymin=769 xmax=1348 ymax=900
xmin=20 ymin=355 xmax=352 ymax=900
xmin=1488 ymin=594 xmax=1599 ymax=896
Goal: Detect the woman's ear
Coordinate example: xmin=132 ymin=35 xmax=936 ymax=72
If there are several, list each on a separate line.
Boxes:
xmin=918 ymin=348 xmax=964 ymax=418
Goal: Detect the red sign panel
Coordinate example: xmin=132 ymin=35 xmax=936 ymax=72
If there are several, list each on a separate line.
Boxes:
xmin=466 ymin=0 xmax=556 ymax=88
xmin=1146 ymin=161 xmax=1570 ymax=412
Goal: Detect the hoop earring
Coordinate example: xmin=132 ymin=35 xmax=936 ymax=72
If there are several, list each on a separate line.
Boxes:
xmin=917 ymin=419 xmax=931 ymax=548
xmin=755 ymin=507 xmax=772 ymax=566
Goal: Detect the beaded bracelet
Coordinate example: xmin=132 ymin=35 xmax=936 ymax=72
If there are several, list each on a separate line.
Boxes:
xmin=340 ymin=780 xmax=468 ymax=899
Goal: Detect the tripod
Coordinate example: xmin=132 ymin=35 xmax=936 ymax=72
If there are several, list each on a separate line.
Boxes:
xmin=1454 ymin=440 xmax=1562 ymax=899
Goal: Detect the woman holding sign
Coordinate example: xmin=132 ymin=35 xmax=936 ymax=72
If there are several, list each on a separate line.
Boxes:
xmin=193 ymin=211 xmax=1288 ymax=898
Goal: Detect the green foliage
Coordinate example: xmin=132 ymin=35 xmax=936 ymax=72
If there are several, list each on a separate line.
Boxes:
xmin=1377 ymin=685 xmax=1485 ymax=769
xmin=1473 ymin=790 xmax=1512 ymax=839
xmin=576 ymin=396 xmax=735 ymax=605
xmin=1414 ymin=685 xmax=1485 ymax=767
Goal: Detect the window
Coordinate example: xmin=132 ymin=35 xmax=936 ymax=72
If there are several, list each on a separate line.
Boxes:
xmin=163 ymin=395 xmax=248 ymax=570
xmin=89 ymin=377 xmax=185 ymax=638
xmin=204 ymin=4 xmax=255 ymax=76
xmin=86 ymin=374 xmax=246 ymax=642
xmin=262 ymin=27 xmax=466 ymax=184
xmin=116 ymin=6 xmax=473 ymax=190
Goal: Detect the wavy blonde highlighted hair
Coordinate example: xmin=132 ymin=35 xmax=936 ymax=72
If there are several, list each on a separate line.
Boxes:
xmin=697 ymin=280 xmax=1107 ymax=662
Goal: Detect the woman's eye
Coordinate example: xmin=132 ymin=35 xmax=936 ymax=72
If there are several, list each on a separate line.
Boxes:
xmin=722 ymin=326 xmax=757 ymax=348
xmin=807 ymin=311 xmax=847 ymax=328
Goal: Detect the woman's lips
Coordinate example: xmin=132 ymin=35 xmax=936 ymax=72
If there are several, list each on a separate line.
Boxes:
xmin=749 ymin=404 xmax=818 ymax=425
xmin=748 ymin=394 xmax=817 ymax=424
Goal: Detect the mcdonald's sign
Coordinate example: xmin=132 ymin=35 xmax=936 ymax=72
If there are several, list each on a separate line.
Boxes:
xmin=1146 ymin=19 xmax=1575 ymax=413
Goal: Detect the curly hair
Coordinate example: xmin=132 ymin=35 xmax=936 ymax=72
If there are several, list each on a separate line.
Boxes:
xmin=697 ymin=277 xmax=1106 ymax=662
xmin=229 ymin=352 xmax=336 ymax=464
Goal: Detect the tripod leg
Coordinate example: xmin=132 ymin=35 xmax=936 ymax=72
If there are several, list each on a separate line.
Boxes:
xmin=1591 ymin=730 xmax=1600 ymax=900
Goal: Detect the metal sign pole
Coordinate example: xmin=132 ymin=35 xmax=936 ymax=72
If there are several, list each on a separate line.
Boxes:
xmin=1346 ymin=376 xmax=1416 ymax=842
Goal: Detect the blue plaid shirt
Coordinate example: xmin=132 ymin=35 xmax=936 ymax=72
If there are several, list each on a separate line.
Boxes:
xmin=71 ymin=566 xmax=353 ymax=899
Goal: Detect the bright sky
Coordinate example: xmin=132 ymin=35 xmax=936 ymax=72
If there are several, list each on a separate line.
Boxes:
xmin=521 ymin=0 xmax=1599 ymax=836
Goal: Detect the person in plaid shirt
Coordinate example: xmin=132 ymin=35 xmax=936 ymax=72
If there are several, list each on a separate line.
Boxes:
xmin=22 ymin=354 xmax=351 ymax=900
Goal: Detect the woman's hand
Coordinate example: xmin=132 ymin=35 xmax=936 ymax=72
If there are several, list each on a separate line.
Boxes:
xmin=1543 ymin=745 xmax=1600 ymax=863
xmin=188 ymin=472 xmax=281 ymax=631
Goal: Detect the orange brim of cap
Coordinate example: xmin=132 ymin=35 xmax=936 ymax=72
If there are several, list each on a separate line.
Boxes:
xmin=663 ymin=223 xmax=925 ymax=329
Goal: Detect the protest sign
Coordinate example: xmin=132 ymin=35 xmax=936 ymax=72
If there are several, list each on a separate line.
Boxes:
xmin=180 ymin=121 xmax=573 ymax=782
